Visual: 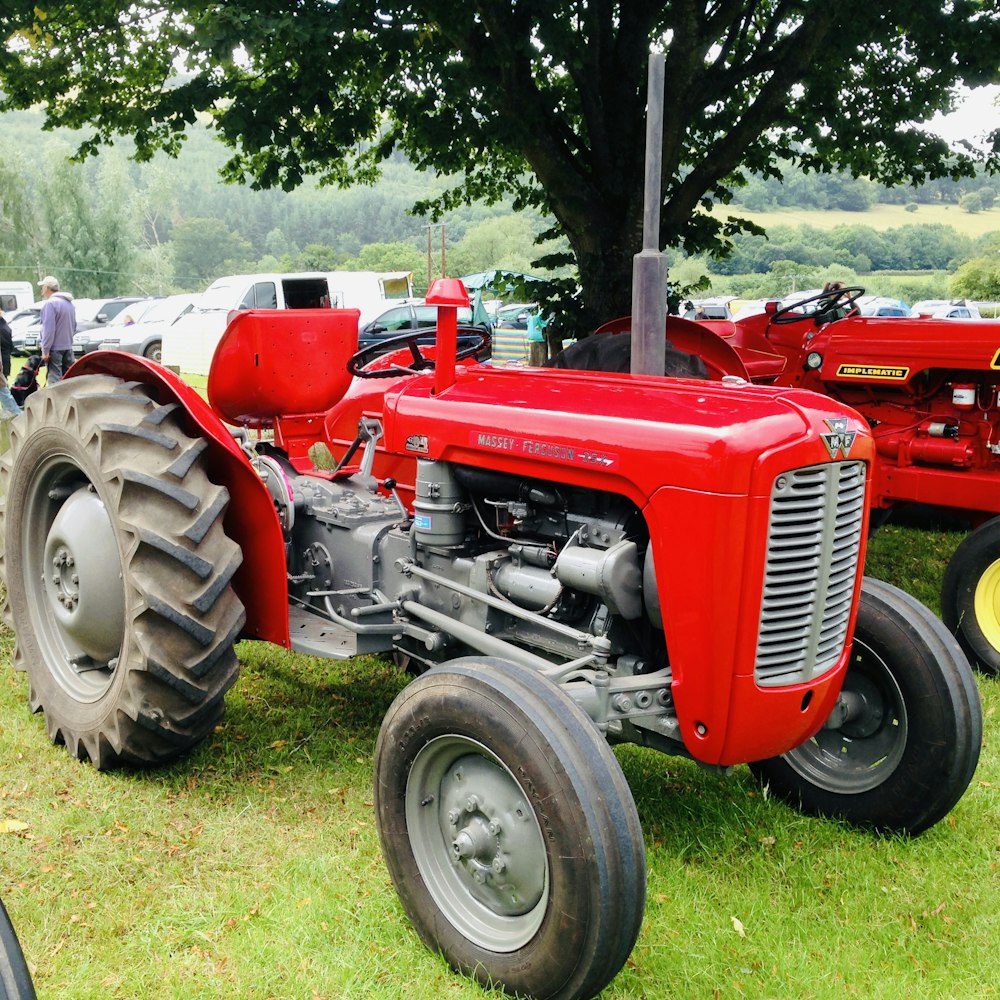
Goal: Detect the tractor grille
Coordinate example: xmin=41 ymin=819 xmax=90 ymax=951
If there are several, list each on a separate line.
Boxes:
xmin=754 ymin=461 xmax=866 ymax=687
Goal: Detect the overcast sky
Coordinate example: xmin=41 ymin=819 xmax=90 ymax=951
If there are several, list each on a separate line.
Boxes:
xmin=926 ymin=84 xmax=1000 ymax=150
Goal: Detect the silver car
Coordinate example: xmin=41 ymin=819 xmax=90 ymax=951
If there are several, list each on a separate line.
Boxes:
xmin=97 ymin=294 xmax=200 ymax=363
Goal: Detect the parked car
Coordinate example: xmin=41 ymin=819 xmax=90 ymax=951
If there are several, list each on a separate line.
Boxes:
xmin=910 ymin=299 xmax=982 ymax=319
xmin=6 ymin=304 xmax=42 ymax=356
xmin=493 ymin=302 xmax=538 ymax=330
xmin=930 ymin=302 xmax=982 ymax=320
xmin=358 ymin=299 xmax=491 ymax=358
xmin=857 ymin=296 xmax=910 ymax=317
xmin=73 ymin=297 xmax=156 ymax=355
xmin=98 ymin=294 xmax=199 ymax=363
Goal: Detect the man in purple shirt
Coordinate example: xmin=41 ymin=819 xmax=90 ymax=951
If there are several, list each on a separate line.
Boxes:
xmin=39 ymin=275 xmax=76 ymax=384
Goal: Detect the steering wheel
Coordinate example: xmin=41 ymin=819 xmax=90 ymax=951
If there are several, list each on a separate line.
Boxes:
xmin=347 ymin=325 xmax=490 ymax=379
xmin=770 ymin=286 xmax=865 ymax=326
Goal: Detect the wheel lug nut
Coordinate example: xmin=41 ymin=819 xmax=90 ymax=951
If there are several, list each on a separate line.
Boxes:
xmin=465 ymin=795 xmax=479 ymax=812
xmin=488 ymin=819 xmax=501 ymax=836
xmin=447 ymin=810 xmax=459 ymax=825
xmin=492 ymin=857 xmax=506 ymax=874
xmin=472 ymin=869 xmax=486 ymax=884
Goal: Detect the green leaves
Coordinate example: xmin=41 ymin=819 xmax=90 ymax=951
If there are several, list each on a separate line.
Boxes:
xmin=1 ymin=1 xmax=997 ymax=324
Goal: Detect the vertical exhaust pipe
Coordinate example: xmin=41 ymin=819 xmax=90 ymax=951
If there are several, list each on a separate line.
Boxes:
xmin=630 ymin=50 xmax=668 ymax=376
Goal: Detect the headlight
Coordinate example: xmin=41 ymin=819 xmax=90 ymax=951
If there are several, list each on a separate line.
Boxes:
xmin=805 ymin=351 xmax=823 ymax=369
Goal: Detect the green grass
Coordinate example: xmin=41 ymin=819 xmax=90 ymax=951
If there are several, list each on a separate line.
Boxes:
xmin=723 ymin=202 xmax=1000 ymax=239
xmin=1 ymin=525 xmax=998 ymax=999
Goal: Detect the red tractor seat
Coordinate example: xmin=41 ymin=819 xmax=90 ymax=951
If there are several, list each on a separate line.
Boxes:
xmin=209 ymin=309 xmax=361 ymax=426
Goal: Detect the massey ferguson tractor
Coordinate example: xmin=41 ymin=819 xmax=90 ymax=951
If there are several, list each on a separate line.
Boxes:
xmin=594 ymin=288 xmax=1000 ymax=678
xmin=0 ymin=280 xmax=982 ymax=1000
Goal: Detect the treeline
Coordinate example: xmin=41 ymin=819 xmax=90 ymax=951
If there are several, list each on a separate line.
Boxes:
xmin=1 ymin=108 xmax=998 ymax=301
xmin=0 ymin=109 xmax=561 ymax=298
xmin=735 ymin=162 xmax=1000 ymax=214
xmin=709 ymin=222 xmax=988 ymax=275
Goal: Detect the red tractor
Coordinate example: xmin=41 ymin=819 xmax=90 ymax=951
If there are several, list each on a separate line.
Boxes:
xmin=592 ymin=290 xmax=1000 ymax=678
xmin=0 ymin=282 xmax=982 ymax=1000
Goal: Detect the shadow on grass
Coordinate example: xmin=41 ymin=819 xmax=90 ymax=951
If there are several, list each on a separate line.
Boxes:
xmin=118 ymin=643 xmax=410 ymax=793
xmin=614 ymin=744 xmax=875 ymax=864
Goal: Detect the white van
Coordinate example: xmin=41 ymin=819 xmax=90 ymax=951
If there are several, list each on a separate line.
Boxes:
xmin=0 ymin=281 xmax=35 ymax=316
xmin=162 ymin=270 xmax=414 ymax=374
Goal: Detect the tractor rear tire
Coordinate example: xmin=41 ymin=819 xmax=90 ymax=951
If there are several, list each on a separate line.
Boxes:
xmin=374 ymin=656 xmax=646 ymax=1000
xmin=749 ymin=579 xmax=981 ymax=835
xmin=941 ymin=516 xmax=1000 ymax=675
xmin=0 ymin=375 xmax=245 ymax=768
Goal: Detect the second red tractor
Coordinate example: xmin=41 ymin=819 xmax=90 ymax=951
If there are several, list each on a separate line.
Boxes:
xmin=595 ymin=288 xmax=1000 ymax=676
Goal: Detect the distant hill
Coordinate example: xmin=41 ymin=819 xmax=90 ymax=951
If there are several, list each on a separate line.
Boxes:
xmin=725 ymin=203 xmax=1000 ymax=239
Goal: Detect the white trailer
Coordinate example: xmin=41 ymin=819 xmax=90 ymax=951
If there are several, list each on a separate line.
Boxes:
xmin=0 ymin=281 xmax=35 ymax=316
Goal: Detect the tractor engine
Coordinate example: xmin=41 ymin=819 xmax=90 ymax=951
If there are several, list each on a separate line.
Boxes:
xmin=285 ymin=458 xmax=660 ymax=675
xmin=864 ymin=380 xmax=1000 ymax=472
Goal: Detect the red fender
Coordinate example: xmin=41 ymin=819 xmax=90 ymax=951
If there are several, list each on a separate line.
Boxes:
xmin=68 ymin=352 xmax=291 ymax=647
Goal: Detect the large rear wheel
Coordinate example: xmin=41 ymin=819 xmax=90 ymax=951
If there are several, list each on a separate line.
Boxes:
xmin=374 ymin=657 xmax=646 ymax=1000
xmin=750 ymin=579 xmax=981 ymax=835
xmin=0 ymin=375 xmax=245 ymax=768
xmin=941 ymin=516 xmax=1000 ymax=675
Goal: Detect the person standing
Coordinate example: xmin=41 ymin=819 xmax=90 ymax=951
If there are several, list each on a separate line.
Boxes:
xmin=0 ymin=309 xmax=20 ymax=418
xmin=38 ymin=275 xmax=76 ymax=384
xmin=526 ymin=309 xmax=548 ymax=366
xmin=0 ymin=308 xmax=12 ymax=378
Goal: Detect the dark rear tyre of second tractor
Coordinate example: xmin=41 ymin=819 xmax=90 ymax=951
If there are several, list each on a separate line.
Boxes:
xmin=374 ymin=657 xmax=646 ymax=1000
xmin=750 ymin=578 xmax=981 ymax=836
xmin=941 ymin=515 xmax=1000 ymax=676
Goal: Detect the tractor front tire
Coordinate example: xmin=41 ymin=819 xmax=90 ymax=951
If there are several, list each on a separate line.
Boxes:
xmin=374 ymin=657 xmax=646 ymax=1000
xmin=750 ymin=579 xmax=981 ymax=835
xmin=0 ymin=375 xmax=245 ymax=768
xmin=941 ymin=516 xmax=1000 ymax=675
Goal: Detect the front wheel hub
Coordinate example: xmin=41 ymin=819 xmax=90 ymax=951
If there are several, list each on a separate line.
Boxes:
xmin=406 ymin=735 xmax=549 ymax=951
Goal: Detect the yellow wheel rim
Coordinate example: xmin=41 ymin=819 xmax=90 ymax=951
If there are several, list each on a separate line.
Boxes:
xmin=973 ymin=559 xmax=1000 ymax=652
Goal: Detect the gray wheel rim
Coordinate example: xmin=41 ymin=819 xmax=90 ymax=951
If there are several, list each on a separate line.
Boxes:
xmin=781 ymin=638 xmax=907 ymax=793
xmin=405 ymin=735 xmax=549 ymax=952
xmin=25 ymin=456 xmax=127 ymax=701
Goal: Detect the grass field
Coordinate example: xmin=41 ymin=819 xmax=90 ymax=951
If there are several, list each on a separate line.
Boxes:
xmin=723 ymin=202 xmax=1000 ymax=239
xmin=1 ymin=522 xmax=997 ymax=999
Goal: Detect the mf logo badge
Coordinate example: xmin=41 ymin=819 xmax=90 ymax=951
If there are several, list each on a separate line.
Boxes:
xmin=821 ymin=417 xmax=857 ymax=459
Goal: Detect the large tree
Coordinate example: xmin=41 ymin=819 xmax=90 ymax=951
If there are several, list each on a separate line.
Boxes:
xmin=3 ymin=2 xmax=997 ymax=328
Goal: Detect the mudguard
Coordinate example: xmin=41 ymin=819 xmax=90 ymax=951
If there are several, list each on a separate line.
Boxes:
xmin=68 ymin=352 xmax=290 ymax=647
